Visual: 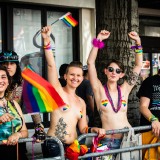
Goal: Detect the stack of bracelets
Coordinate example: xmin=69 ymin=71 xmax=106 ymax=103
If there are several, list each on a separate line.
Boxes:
xmin=44 ymin=41 xmax=52 ymax=50
xmin=131 ymin=44 xmax=143 ymax=55
xmin=149 ymin=114 xmax=159 ymax=123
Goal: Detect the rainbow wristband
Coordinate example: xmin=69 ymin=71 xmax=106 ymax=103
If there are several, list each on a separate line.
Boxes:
xmin=44 ymin=42 xmax=52 ymax=50
xmin=149 ymin=114 xmax=159 ymax=122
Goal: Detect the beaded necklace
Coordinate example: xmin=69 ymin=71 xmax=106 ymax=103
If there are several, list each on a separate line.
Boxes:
xmin=104 ymin=84 xmax=122 ymax=113
xmin=0 ymin=95 xmax=5 ymax=100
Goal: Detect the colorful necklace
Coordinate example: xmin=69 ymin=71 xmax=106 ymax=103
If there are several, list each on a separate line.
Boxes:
xmin=104 ymin=84 xmax=122 ymax=113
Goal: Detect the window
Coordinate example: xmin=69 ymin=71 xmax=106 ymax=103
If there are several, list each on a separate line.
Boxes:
xmin=139 ymin=16 xmax=160 ymax=80
xmin=47 ymin=11 xmax=73 ymax=76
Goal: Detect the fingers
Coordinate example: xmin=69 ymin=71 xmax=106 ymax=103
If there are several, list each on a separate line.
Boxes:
xmin=152 ymin=121 xmax=160 ymax=137
xmin=128 ymin=31 xmax=138 ymax=36
xmin=98 ymin=129 xmax=106 ymax=138
xmin=0 ymin=113 xmax=14 ymax=123
xmin=101 ymin=30 xmax=110 ymax=34
xmin=7 ymin=139 xmax=18 ymax=146
xmin=41 ymin=26 xmax=51 ymax=33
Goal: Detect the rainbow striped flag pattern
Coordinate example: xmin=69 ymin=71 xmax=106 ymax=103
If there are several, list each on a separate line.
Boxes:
xmin=50 ymin=12 xmax=78 ymax=27
xmin=21 ymin=66 xmax=66 ymax=113
xmin=59 ymin=12 xmax=78 ymax=27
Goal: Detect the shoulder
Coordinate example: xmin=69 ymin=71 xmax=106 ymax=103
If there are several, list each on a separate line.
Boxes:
xmin=77 ymin=96 xmax=86 ymax=108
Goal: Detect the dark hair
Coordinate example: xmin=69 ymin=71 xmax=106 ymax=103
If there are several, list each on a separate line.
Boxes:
xmin=59 ymin=63 xmax=69 ymax=76
xmin=105 ymin=59 xmax=125 ymax=73
xmin=0 ymin=65 xmax=11 ymax=96
xmin=0 ymin=50 xmax=23 ymax=90
xmin=10 ymin=63 xmax=23 ymax=90
xmin=66 ymin=61 xmax=83 ymax=74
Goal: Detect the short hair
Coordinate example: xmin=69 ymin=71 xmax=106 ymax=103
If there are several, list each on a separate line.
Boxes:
xmin=65 ymin=61 xmax=83 ymax=74
xmin=105 ymin=59 xmax=125 ymax=73
xmin=59 ymin=63 xmax=68 ymax=76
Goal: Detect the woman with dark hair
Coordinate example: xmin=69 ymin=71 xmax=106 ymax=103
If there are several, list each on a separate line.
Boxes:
xmin=0 ymin=51 xmax=23 ymax=103
xmin=87 ymin=30 xmax=143 ymax=155
xmin=0 ymin=51 xmax=46 ymax=151
xmin=0 ymin=65 xmax=28 ymax=160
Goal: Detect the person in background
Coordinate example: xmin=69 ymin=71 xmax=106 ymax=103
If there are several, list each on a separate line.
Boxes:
xmin=58 ymin=63 xmax=68 ymax=87
xmin=0 ymin=65 xmax=28 ymax=160
xmin=41 ymin=26 xmax=106 ymax=158
xmin=76 ymin=65 xmax=94 ymax=127
xmin=0 ymin=51 xmax=46 ymax=140
xmin=137 ymin=68 xmax=160 ymax=159
xmin=87 ymin=30 xmax=142 ymax=154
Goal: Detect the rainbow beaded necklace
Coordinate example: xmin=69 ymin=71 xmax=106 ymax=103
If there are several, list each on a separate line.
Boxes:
xmin=104 ymin=84 xmax=122 ymax=113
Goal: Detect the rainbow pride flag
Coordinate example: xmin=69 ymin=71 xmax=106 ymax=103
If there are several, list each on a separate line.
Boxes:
xmin=51 ymin=12 xmax=78 ymax=27
xmin=60 ymin=12 xmax=78 ymax=27
xmin=21 ymin=66 xmax=66 ymax=113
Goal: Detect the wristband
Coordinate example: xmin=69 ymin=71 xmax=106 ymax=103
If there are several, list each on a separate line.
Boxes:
xmin=85 ymin=127 xmax=88 ymax=133
xmin=131 ymin=45 xmax=143 ymax=50
xmin=44 ymin=42 xmax=52 ymax=50
xmin=88 ymin=127 xmax=92 ymax=133
xmin=92 ymin=38 xmax=105 ymax=49
xmin=149 ymin=114 xmax=159 ymax=122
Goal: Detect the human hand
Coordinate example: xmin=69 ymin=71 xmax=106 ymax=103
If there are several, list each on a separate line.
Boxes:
xmin=128 ymin=31 xmax=141 ymax=45
xmin=6 ymin=132 xmax=21 ymax=146
xmin=41 ymin=26 xmax=52 ymax=39
xmin=97 ymin=30 xmax=111 ymax=41
xmin=151 ymin=121 xmax=160 ymax=137
xmin=0 ymin=113 xmax=14 ymax=124
xmin=32 ymin=123 xmax=46 ymax=142
xmin=93 ymin=127 xmax=106 ymax=138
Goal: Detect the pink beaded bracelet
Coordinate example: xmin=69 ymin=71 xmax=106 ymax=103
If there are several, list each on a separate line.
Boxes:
xmin=92 ymin=38 xmax=105 ymax=49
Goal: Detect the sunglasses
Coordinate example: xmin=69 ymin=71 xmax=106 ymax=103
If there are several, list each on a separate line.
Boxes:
xmin=107 ymin=66 xmax=122 ymax=74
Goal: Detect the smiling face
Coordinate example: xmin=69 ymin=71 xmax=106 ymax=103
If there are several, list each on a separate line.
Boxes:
xmin=0 ymin=70 xmax=9 ymax=95
xmin=64 ymin=66 xmax=83 ymax=89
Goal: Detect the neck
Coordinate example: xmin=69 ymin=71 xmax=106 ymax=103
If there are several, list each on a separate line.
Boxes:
xmin=63 ymin=86 xmax=76 ymax=95
xmin=0 ymin=94 xmax=5 ymax=100
xmin=107 ymin=82 xmax=118 ymax=91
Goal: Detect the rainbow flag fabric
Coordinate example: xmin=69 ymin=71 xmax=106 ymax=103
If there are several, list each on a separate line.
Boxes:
xmin=60 ymin=12 xmax=78 ymax=27
xmin=21 ymin=66 xmax=65 ymax=113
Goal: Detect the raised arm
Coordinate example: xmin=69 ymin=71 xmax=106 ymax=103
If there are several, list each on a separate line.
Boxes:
xmin=124 ymin=31 xmax=143 ymax=90
xmin=41 ymin=26 xmax=62 ymax=91
xmin=87 ymin=30 xmax=110 ymax=91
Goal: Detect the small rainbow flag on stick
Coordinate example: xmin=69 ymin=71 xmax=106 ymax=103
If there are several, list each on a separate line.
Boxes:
xmin=22 ymin=66 xmax=65 ymax=113
xmin=51 ymin=12 xmax=78 ymax=27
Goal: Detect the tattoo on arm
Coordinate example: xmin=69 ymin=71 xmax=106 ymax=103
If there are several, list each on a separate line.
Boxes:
xmin=127 ymin=71 xmax=139 ymax=86
xmin=54 ymin=117 xmax=68 ymax=143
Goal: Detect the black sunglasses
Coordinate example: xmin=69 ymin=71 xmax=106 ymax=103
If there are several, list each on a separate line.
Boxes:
xmin=107 ymin=66 xmax=122 ymax=74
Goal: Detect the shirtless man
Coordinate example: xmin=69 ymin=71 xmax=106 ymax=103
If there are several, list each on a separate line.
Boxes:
xmin=87 ymin=30 xmax=142 ymax=150
xmin=41 ymin=26 xmax=106 ymax=158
